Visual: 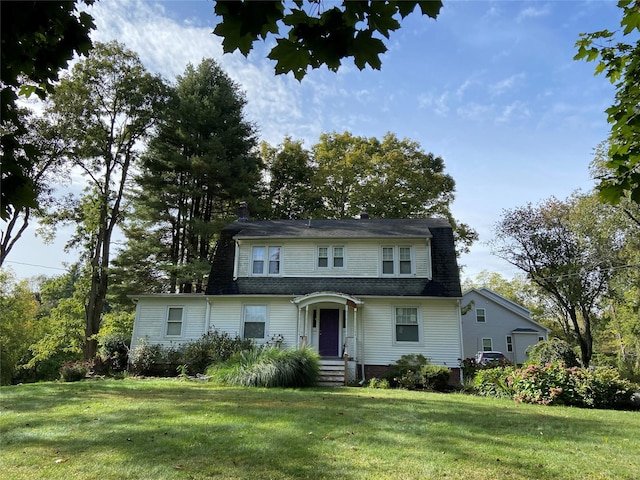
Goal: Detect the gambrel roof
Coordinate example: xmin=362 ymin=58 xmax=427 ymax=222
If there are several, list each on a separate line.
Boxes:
xmin=205 ymin=218 xmax=461 ymax=298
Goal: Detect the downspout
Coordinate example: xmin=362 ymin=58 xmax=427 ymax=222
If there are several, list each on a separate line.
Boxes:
xmin=233 ymin=240 xmax=239 ymax=280
xmin=457 ymin=299 xmax=464 ymax=384
xmin=204 ymin=297 xmax=212 ymax=333
xmin=296 ymin=305 xmax=301 ymax=348
xmin=130 ymin=297 xmax=141 ymax=351
xmin=358 ymin=307 xmax=365 ymax=381
xmin=353 ymin=306 xmax=358 ymax=368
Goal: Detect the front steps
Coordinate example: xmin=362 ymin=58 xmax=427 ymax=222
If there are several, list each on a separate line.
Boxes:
xmin=317 ymin=358 xmax=347 ymax=387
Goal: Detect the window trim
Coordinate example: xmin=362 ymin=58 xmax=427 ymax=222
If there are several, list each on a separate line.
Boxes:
xmin=482 ymin=338 xmax=493 ymax=351
xmin=381 ymin=245 xmax=414 ymax=277
xmin=392 ymin=305 xmax=422 ymax=345
xmin=251 ymin=246 xmax=282 ymax=276
xmin=316 ymin=245 xmax=346 ymax=270
xmin=476 ymin=308 xmax=486 ymax=323
xmin=242 ymin=304 xmax=269 ymax=341
xmin=165 ymin=305 xmax=185 ymax=338
xmin=506 ymin=335 xmax=513 ymax=352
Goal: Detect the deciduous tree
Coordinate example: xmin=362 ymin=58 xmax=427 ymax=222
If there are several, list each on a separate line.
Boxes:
xmin=44 ymin=41 xmax=169 ymax=360
xmin=491 ymin=194 xmax=625 ymax=366
xmin=1 ymin=0 xmax=94 ymax=219
xmin=575 ymin=0 xmax=640 ymax=204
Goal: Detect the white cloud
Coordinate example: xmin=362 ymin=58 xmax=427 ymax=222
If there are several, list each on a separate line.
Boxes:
xmin=496 ymin=101 xmax=530 ymax=123
xmin=418 ymin=91 xmax=450 ymax=116
xmin=490 ymin=73 xmax=526 ymax=97
xmin=456 ymin=102 xmax=493 ymax=121
xmin=517 ymin=4 xmax=552 ymax=22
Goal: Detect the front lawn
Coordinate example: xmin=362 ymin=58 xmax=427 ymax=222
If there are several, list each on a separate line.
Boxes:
xmin=1 ymin=378 xmax=638 ymax=479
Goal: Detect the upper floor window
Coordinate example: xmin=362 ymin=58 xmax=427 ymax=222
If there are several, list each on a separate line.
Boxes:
xmin=252 ymin=246 xmax=281 ymax=275
xmin=476 ymin=308 xmax=486 ymax=323
xmin=317 ymin=246 xmax=345 ymax=269
xmin=382 ymin=246 xmax=413 ymax=276
xmin=394 ymin=306 xmax=420 ymax=343
xmin=166 ymin=306 xmax=184 ymax=337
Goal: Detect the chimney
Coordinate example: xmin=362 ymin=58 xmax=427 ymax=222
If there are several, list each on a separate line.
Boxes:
xmin=237 ymin=201 xmax=249 ymax=222
xmin=360 ymin=211 xmax=369 ymax=219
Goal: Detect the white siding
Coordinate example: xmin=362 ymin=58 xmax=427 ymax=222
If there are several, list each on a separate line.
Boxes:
xmin=131 ymin=295 xmax=462 ymax=369
xmin=130 ymin=297 xmax=207 ymax=350
xmin=236 ymin=239 xmax=432 ymax=278
xmin=359 ymin=298 xmax=461 ymax=367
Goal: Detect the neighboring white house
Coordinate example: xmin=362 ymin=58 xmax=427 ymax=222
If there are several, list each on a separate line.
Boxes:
xmin=461 ymin=287 xmax=550 ymax=364
xmin=130 ymin=214 xmax=464 ymax=382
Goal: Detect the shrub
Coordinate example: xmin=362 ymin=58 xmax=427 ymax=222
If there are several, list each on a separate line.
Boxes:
xmin=473 ymin=367 xmax=515 ymax=398
xmin=475 ymin=361 xmax=639 ymax=410
xmin=98 ymin=333 xmax=130 ymax=373
xmin=527 ymin=339 xmax=580 ymax=367
xmin=367 ymin=377 xmax=390 ymax=389
xmin=420 ymin=365 xmax=450 ymax=392
xmin=577 ymin=367 xmax=638 ymax=409
xmin=208 ymin=347 xmax=320 ymax=388
xmin=182 ymin=331 xmax=253 ymax=374
xmin=460 ymin=357 xmax=479 ymax=379
xmin=388 ymin=354 xmax=430 ymax=389
xmin=59 ymin=361 xmax=90 ymax=382
xmin=128 ymin=339 xmax=163 ymax=375
xmin=508 ymin=362 xmax=581 ymax=406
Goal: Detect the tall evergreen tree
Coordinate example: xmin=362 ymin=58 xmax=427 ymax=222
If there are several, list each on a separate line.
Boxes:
xmin=117 ymin=59 xmax=261 ymax=294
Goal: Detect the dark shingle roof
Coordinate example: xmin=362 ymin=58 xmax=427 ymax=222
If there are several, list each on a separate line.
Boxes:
xmin=227 ymin=218 xmax=447 ymax=239
xmin=205 ymin=218 xmax=461 ymax=298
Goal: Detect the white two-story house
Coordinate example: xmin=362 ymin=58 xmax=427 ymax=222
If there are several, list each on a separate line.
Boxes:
xmin=130 ymin=214 xmax=464 ymax=382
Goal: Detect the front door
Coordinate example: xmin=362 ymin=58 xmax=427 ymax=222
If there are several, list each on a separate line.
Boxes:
xmin=319 ymin=309 xmax=340 ymax=357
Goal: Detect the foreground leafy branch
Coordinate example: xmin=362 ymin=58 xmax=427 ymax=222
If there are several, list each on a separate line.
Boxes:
xmin=213 ymin=1 xmax=443 ymax=80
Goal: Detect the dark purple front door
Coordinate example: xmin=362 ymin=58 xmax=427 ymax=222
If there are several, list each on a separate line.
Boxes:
xmin=319 ymin=309 xmax=340 ymax=357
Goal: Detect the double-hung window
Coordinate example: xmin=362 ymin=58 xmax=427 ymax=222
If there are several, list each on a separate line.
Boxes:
xmin=476 ymin=308 xmax=486 ymax=323
xmin=382 ymin=246 xmax=413 ymax=276
xmin=333 ymin=246 xmax=344 ymax=268
xmin=506 ymin=335 xmax=513 ymax=352
xmin=243 ymin=305 xmax=267 ymax=340
xmin=482 ymin=338 xmax=493 ymax=351
xmin=252 ymin=246 xmax=281 ymax=275
xmin=317 ymin=246 xmax=345 ymax=269
xmin=166 ymin=306 xmax=184 ymax=337
xmin=395 ymin=307 xmax=420 ymax=343
xmin=382 ymin=247 xmax=395 ymax=274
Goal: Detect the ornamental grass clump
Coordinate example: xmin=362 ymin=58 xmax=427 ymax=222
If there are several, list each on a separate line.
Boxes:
xmin=208 ymin=347 xmax=320 ymax=388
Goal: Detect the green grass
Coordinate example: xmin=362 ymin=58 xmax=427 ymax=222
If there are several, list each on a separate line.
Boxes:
xmin=1 ymin=379 xmax=638 ymax=480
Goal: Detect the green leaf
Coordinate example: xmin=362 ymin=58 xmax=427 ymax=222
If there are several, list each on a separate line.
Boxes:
xmin=352 ymin=32 xmax=386 ymax=70
xmin=417 ymin=0 xmax=444 ymax=19
xmin=18 ymin=84 xmax=39 ymax=98
xmin=267 ymin=39 xmax=311 ymax=80
xmin=598 ymin=183 xmax=624 ymax=205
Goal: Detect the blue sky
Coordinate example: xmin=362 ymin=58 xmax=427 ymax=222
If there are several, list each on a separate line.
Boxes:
xmin=4 ymin=0 xmax=622 ymax=282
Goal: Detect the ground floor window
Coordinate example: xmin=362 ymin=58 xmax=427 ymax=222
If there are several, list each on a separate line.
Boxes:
xmin=482 ymin=338 xmax=493 ymax=351
xmin=506 ymin=335 xmax=513 ymax=352
xmin=166 ymin=306 xmax=184 ymax=337
xmin=243 ymin=305 xmax=267 ymax=340
xmin=395 ymin=307 xmax=419 ymax=342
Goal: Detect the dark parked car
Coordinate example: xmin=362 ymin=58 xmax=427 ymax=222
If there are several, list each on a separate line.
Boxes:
xmin=475 ymin=351 xmax=507 ymax=365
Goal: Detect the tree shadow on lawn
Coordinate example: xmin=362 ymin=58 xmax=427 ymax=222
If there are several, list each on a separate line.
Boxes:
xmin=1 ymin=381 xmax=638 ymax=479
